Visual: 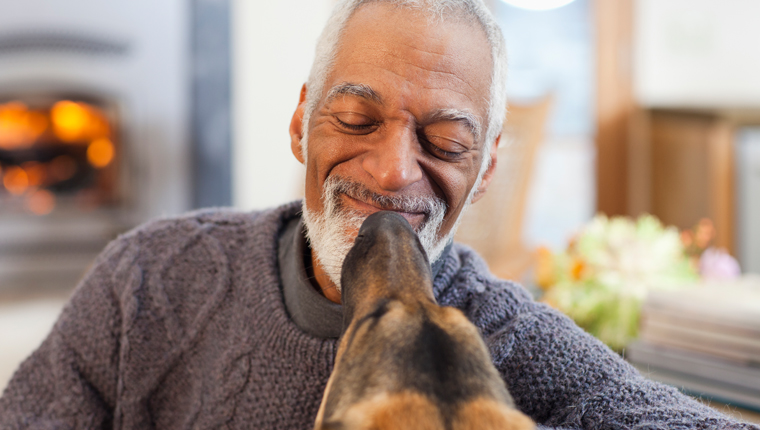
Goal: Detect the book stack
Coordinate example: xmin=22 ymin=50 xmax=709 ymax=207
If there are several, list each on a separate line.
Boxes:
xmin=627 ymin=275 xmax=760 ymax=410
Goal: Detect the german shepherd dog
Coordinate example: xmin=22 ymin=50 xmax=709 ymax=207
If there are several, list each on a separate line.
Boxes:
xmin=314 ymin=211 xmax=535 ymax=430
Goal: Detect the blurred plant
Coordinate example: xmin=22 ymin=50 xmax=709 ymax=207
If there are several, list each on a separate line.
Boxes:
xmin=681 ymin=218 xmax=715 ymax=266
xmin=680 ymin=218 xmax=741 ymax=280
xmin=699 ymin=248 xmax=741 ymax=280
xmin=536 ymin=214 xmax=700 ymax=352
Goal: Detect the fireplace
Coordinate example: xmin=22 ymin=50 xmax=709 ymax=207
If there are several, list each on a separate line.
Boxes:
xmin=0 ymin=0 xmax=191 ymax=295
xmin=0 ymin=97 xmax=121 ymax=215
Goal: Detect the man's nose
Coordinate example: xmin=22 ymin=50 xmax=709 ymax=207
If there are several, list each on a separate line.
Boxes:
xmin=361 ymin=127 xmax=423 ymax=192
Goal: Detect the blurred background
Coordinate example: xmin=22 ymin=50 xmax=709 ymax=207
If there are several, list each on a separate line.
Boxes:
xmin=0 ymin=0 xmax=758 ymax=421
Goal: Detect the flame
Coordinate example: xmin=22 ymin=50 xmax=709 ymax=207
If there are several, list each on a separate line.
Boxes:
xmin=87 ymin=138 xmax=115 ymax=168
xmin=3 ymin=166 xmax=29 ymax=195
xmin=0 ymin=102 xmax=48 ymax=150
xmin=51 ymin=100 xmax=109 ymax=143
xmin=1 ymin=99 xmax=117 ymax=212
xmin=26 ymin=189 xmax=56 ymax=215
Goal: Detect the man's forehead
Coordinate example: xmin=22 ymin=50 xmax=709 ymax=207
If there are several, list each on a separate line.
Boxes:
xmin=337 ymin=4 xmax=491 ymax=71
xmin=322 ymin=4 xmax=492 ymax=127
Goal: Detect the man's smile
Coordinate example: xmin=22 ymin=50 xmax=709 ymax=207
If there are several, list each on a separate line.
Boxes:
xmin=340 ymin=193 xmax=427 ymax=229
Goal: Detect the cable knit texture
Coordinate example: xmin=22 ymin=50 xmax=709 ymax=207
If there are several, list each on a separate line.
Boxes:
xmin=0 ymin=201 xmax=757 ymax=430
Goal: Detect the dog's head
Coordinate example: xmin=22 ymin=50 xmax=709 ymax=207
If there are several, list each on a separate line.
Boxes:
xmin=316 ymin=211 xmax=535 ymax=430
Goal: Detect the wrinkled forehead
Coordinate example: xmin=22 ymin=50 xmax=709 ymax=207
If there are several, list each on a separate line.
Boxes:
xmin=336 ymin=2 xmax=493 ymax=80
xmin=325 ymin=2 xmax=494 ymax=120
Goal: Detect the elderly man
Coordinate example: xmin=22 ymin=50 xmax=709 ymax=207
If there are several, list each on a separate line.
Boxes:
xmin=1 ymin=1 xmax=757 ymax=429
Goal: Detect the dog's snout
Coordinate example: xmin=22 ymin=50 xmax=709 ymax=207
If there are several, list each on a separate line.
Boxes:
xmin=359 ymin=211 xmax=416 ymax=238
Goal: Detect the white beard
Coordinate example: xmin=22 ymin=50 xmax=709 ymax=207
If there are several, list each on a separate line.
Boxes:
xmin=301 ymin=175 xmax=451 ymax=291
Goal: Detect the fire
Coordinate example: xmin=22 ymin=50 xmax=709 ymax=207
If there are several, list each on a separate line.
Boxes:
xmin=0 ymin=98 xmax=117 ymax=216
xmin=87 ymin=138 xmax=115 ymax=168
xmin=0 ymin=102 xmax=48 ymax=150
xmin=3 ymin=166 xmax=29 ymax=195
xmin=51 ymin=100 xmax=109 ymax=143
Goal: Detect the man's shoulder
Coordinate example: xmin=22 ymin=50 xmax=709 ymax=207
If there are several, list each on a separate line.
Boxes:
xmin=446 ymin=242 xmax=533 ymax=300
xmin=86 ymin=201 xmax=302 ymax=282
xmin=73 ymin=202 xmax=303 ymax=327
xmin=116 ymin=201 xmax=302 ymax=248
xmin=436 ymin=243 xmax=538 ymax=335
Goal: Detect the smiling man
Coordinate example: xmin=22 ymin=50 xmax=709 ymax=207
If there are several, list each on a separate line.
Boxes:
xmin=294 ymin=1 xmax=501 ymax=304
xmin=0 ymin=1 xmax=758 ymax=429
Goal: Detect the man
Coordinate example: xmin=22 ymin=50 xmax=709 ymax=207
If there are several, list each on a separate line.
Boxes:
xmin=0 ymin=1 xmax=756 ymax=429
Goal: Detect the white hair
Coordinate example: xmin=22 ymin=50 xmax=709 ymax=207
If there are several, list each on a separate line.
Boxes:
xmin=300 ymin=0 xmax=508 ymax=179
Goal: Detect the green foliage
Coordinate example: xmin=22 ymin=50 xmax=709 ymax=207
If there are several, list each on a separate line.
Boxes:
xmin=538 ymin=214 xmax=699 ymax=352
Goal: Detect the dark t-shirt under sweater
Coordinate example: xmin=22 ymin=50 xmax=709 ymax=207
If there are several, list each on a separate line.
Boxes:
xmin=277 ymin=216 xmax=451 ymax=338
xmin=0 ymin=201 xmax=757 ymax=430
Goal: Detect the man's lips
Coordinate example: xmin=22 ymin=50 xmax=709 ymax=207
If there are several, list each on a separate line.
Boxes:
xmin=341 ymin=194 xmax=426 ymax=228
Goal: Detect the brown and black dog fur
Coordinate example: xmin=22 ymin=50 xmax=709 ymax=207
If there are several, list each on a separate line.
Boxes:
xmin=314 ymin=211 xmax=535 ymax=430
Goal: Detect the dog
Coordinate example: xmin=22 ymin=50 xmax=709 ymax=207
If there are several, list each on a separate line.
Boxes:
xmin=314 ymin=211 xmax=535 ymax=430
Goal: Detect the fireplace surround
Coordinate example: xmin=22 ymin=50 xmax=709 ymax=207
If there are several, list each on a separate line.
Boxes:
xmin=0 ymin=0 xmax=191 ymax=294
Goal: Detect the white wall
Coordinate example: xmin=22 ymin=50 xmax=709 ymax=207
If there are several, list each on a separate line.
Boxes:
xmin=736 ymin=129 xmax=760 ymax=274
xmin=232 ymin=0 xmax=333 ymax=210
xmin=634 ymin=0 xmax=760 ymax=108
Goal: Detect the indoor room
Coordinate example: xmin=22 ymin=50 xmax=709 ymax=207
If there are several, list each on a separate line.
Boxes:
xmin=0 ymin=0 xmax=758 ymax=427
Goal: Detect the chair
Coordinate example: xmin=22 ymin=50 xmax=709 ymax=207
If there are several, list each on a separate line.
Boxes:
xmin=455 ymin=96 xmax=553 ymax=282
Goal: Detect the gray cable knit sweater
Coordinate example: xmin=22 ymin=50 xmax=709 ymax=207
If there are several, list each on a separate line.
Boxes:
xmin=1 ymin=202 xmax=757 ymax=430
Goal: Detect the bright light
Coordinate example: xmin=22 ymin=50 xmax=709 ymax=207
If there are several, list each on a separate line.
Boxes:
xmin=50 ymin=100 xmax=110 ymax=143
xmin=0 ymin=102 xmax=47 ymax=150
xmin=499 ymin=0 xmax=576 ymax=11
xmin=87 ymin=138 xmax=115 ymax=168
xmin=3 ymin=166 xmax=29 ymax=195
xmin=51 ymin=101 xmax=90 ymax=142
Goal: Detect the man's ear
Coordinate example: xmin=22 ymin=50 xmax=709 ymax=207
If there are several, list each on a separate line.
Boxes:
xmin=290 ymin=84 xmax=308 ymax=164
xmin=471 ymin=134 xmax=500 ymax=204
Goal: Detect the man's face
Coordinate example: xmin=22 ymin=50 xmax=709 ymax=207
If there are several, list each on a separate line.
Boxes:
xmin=291 ymin=3 xmax=497 ymax=291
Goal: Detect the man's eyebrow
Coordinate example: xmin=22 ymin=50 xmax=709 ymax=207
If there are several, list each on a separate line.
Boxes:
xmin=325 ymin=82 xmax=383 ymax=104
xmin=427 ymin=108 xmax=482 ymax=141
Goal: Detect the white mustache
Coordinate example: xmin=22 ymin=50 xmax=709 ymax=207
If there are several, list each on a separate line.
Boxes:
xmin=323 ymin=176 xmax=447 ymax=229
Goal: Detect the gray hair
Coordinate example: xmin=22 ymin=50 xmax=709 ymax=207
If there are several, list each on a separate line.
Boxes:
xmin=301 ymin=0 xmax=508 ymax=179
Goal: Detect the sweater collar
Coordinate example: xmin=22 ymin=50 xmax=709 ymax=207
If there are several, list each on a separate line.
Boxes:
xmin=277 ymin=210 xmax=453 ymax=339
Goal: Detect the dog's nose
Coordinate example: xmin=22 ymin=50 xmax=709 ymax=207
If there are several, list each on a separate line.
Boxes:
xmin=359 ymin=211 xmax=415 ymax=238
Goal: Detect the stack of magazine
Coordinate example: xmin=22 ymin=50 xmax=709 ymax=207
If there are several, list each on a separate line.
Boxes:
xmin=627 ymin=275 xmax=760 ymax=410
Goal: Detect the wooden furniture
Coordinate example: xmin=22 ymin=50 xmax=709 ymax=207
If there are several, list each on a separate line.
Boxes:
xmin=594 ymin=0 xmax=635 ymax=217
xmin=455 ymin=96 xmax=553 ymax=282
xmin=593 ymin=0 xmax=758 ymax=255
xmin=627 ymin=110 xmax=748 ymax=253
